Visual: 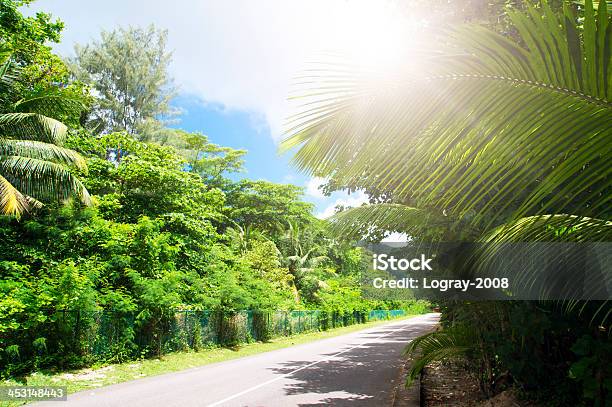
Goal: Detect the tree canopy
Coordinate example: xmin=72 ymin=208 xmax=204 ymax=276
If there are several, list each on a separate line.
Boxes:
xmin=70 ymin=25 xmax=178 ymax=134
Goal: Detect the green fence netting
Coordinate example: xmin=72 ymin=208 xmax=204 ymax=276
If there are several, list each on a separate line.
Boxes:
xmin=0 ymin=309 xmax=408 ymax=375
xmin=54 ymin=309 xmax=405 ymax=357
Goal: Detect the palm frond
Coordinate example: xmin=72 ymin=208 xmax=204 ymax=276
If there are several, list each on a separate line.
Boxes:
xmin=0 ymin=50 xmax=91 ymax=217
xmin=281 ymin=1 xmax=611 ymax=230
xmin=24 ymin=195 xmax=43 ymax=210
xmin=0 ymin=174 xmax=28 ymax=216
xmin=481 ymin=214 xmax=612 ymax=242
xmin=0 ymin=51 xmax=19 ymax=88
xmin=308 ymin=255 xmax=329 ymax=268
xmin=0 ymin=46 xmax=11 ymax=65
xmin=403 ymin=329 xmax=472 ymax=385
xmin=0 ymin=140 xmax=87 ymax=170
xmin=0 ymin=156 xmax=91 ymax=206
xmin=329 ymin=203 xmax=452 ymax=239
xmin=14 ymin=89 xmax=87 ymax=121
xmin=0 ymin=113 xmax=68 ymax=144
xmin=468 ymin=215 xmax=612 ymax=308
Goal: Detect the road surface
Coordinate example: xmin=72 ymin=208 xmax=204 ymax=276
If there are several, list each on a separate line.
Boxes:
xmin=46 ymin=313 xmax=439 ymax=407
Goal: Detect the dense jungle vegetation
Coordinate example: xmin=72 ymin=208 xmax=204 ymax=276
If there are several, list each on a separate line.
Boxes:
xmin=0 ymin=0 xmax=421 ymax=379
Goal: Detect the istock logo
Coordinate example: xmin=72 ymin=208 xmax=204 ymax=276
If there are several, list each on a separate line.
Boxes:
xmin=372 ymin=254 xmax=433 ymax=271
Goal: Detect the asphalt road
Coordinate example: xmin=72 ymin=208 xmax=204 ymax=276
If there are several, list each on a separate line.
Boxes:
xmin=47 ymin=313 xmax=440 ymax=407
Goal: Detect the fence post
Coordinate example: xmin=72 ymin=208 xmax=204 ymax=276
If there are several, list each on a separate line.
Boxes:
xmin=74 ymin=310 xmax=81 ymax=352
xmin=284 ymin=311 xmax=289 ymax=336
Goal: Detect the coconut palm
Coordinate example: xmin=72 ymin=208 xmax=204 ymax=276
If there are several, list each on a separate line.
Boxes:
xmin=282 ymin=0 xmax=611 ymax=285
xmin=0 ymin=48 xmax=90 ymax=216
xmin=281 ymin=0 xmax=611 ymax=392
xmin=282 ymin=0 xmax=610 ymax=235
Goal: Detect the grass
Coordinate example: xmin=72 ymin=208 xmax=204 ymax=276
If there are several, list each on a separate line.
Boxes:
xmin=0 ymin=314 xmax=420 ymax=406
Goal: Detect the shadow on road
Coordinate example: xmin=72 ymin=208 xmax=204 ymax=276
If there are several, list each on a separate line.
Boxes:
xmin=269 ymin=319 xmax=437 ymax=406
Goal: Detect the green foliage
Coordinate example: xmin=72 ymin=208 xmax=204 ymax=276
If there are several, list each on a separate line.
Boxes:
xmin=244 ymin=240 xmax=295 ymax=297
xmin=0 ymin=0 xmax=425 ymax=380
xmin=569 ymin=334 xmax=612 ymax=405
xmin=0 ymin=50 xmax=90 ymax=216
xmin=251 ymin=311 xmax=273 ymax=342
xmin=314 ymin=275 xmax=366 ymax=313
xmin=403 ymin=326 xmax=472 ymax=386
xmin=137 ymin=127 xmax=246 ymax=188
xmin=0 ymin=0 xmax=69 ymax=102
xmin=0 ymin=126 xmax=398 ymax=375
xmin=282 ymin=0 xmax=611 ymax=231
xmin=406 ymin=302 xmax=609 ymax=405
xmin=226 ymin=180 xmax=314 ymax=238
xmin=281 ymin=0 xmax=611 ymax=404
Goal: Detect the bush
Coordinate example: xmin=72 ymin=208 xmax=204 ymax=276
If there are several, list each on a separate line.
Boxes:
xmin=407 ymin=302 xmax=610 ymax=406
xmin=251 ymin=311 xmax=273 ymax=342
xmin=211 ymin=310 xmax=249 ymax=347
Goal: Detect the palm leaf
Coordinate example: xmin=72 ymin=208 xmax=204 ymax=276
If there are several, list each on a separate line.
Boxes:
xmin=0 ymin=113 xmax=68 ymax=144
xmin=0 ymin=174 xmax=28 ymax=216
xmin=281 ymin=1 xmax=611 ymax=325
xmin=403 ymin=329 xmax=472 ymax=386
xmin=466 ymin=215 xmax=611 ymax=316
xmin=481 ymin=214 xmax=612 ymax=242
xmin=0 ymin=156 xmax=91 ymax=206
xmin=0 ymin=140 xmax=87 ymax=170
xmin=0 ymin=54 xmax=19 ymax=88
xmin=0 ymin=50 xmax=91 ymax=216
xmin=14 ymin=89 xmax=87 ymax=121
xmin=281 ymin=1 xmax=611 ymax=231
xmin=328 ymin=203 xmax=459 ymax=240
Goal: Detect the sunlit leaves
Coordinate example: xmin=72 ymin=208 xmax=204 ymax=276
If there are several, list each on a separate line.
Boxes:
xmin=0 ymin=174 xmax=27 ymax=216
xmin=281 ymin=2 xmax=611 ymax=321
xmin=0 ymin=140 xmax=87 ymax=170
xmin=282 ymin=1 xmax=611 ymax=232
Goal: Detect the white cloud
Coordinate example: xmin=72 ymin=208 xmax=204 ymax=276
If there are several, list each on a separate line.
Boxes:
xmin=317 ymin=190 xmax=369 ymax=219
xmin=30 ymin=0 xmax=413 ymax=141
xmin=305 ymin=177 xmax=327 ymax=198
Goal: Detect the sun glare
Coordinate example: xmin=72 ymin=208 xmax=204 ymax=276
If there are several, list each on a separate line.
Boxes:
xmin=326 ymin=0 xmax=427 ymax=73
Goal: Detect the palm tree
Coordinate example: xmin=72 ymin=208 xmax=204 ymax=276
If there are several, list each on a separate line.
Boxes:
xmin=282 ymin=220 xmax=329 ymax=279
xmin=0 ymin=48 xmax=90 ymax=216
xmin=281 ymin=0 xmax=611 ymax=394
xmin=282 ymin=0 xmax=610 ymax=228
xmin=281 ymin=0 xmax=610 ymax=287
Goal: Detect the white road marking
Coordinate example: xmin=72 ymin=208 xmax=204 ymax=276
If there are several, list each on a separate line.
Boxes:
xmin=206 ymin=318 xmax=419 ymax=407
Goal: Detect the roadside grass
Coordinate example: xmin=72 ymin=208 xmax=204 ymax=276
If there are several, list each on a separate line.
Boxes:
xmin=0 ymin=314 xmax=419 ymax=406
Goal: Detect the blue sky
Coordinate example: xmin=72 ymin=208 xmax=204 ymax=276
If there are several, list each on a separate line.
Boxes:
xmin=168 ymin=96 xmax=369 ymax=217
xmin=167 ymin=95 xmax=362 ymax=215
xmin=171 ymin=95 xmax=304 ymax=185
xmin=26 ymin=0 xmax=409 ymax=215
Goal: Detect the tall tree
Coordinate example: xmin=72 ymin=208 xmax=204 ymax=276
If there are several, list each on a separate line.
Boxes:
xmin=70 ymin=25 xmax=177 ymax=135
xmin=134 ymin=125 xmax=246 ymax=188
xmin=226 ymin=180 xmax=314 ymax=240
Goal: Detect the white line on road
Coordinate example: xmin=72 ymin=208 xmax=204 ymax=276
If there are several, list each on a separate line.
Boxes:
xmin=206 ymin=318 xmax=417 ymax=407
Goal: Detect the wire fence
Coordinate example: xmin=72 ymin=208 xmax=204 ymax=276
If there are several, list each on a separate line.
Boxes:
xmin=1 ymin=309 xmax=412 ymax=376
xmin=56 ymin=309 xmax=407 ymax=357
